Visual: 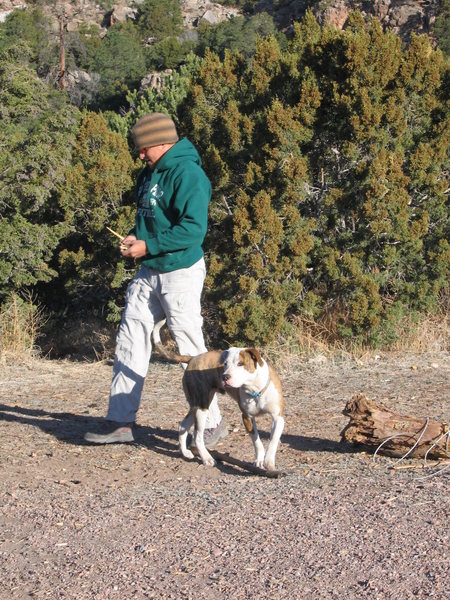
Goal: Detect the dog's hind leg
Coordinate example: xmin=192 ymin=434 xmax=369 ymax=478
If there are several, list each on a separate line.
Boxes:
xmin=179 ymin=411 xmax=195 ymax=460
xmin=264 ymin=414 xmax=284 ymax=471
xmin=242 ymin=414 xmax=265 ymax=469
xmin=194 ymin=409 xmax=216 ymax=467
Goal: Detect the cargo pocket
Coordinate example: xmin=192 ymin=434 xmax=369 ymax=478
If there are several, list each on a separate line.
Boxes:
xmin=123 ymin=269 xmax=154 ymax=322
xmin=160 ymin=261 xmax=206 ymax=332
xmin=160 ymin=260 xmax=206 ymax=294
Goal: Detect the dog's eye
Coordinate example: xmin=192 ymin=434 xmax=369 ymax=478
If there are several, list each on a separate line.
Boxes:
xmin=237 ymin=361 xmax=243 ymax=367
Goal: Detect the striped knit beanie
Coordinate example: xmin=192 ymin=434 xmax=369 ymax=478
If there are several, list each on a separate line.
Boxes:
xmin=132 ymin=113 xmax=179 ymax=150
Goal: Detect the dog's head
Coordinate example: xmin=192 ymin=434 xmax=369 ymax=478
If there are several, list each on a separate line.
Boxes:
xmin=220 ymin=347 xmax=265 ymax=388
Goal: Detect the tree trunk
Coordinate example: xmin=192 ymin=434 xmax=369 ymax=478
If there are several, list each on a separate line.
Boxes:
xmin=341 ymin=394 xmax=449 ymax=459
xmin=59 ymin=16 xmax=66 ymax=90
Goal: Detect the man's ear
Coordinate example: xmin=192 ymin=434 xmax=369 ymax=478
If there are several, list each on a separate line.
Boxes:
xmin=246 ymin=348 xmax=264 ymax=367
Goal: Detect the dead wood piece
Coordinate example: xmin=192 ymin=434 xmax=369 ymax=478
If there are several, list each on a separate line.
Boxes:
xmin=341 ymin=394 xmax=449 ymax=459
xmin=210 ymin=451 xmax=285 ymax=478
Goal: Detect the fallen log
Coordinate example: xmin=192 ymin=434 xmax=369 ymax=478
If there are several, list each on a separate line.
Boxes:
xmin=341 ymin=394 xmax=449 ymax=459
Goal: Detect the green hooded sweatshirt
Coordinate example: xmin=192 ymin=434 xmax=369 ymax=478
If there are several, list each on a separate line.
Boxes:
xmin=131 ymin=138 xmax=212 ymax=272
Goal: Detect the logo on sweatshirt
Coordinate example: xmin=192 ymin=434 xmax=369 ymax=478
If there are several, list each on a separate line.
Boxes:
xmin=137 ymin=183 xmax=164 ymax=218
xmin=150 ymin=184 xmax=164 ymax=199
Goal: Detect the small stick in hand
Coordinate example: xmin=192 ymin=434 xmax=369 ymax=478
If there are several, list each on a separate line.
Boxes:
xmin=106 ymin=226 xmax=125 ymax=240
xmin=106 ymin=226 xmax=128 ymax=251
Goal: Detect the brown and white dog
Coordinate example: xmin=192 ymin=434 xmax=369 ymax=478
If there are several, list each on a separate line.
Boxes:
xmin=153 ymin=320 xmax=284 ymax=470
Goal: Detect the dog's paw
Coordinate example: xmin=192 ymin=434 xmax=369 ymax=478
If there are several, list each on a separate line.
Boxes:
xmin=264 ymin=460 xmax=276 ymax=471
xmin=181 ymin=449 xmax=195 ymax=460
xmin=202 ymin=457 xmax=216 ymax=467
xmin=254 ymin=458 xmax=265 ymax=469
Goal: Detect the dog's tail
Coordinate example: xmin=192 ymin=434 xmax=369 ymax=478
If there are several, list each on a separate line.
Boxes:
xmin=152 ymin=319 xmax=193 ymax=364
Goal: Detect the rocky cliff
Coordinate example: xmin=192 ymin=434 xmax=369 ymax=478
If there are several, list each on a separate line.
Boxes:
xmin=0 ymin=0 xmax=240 ymax=32
xmin=0 ymin=0 xmax=442 ymax=42
xmin=257 ymin=1 xmax=440 ymax=40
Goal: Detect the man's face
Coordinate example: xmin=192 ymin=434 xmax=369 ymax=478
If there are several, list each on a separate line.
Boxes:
xmin=139 ymin=144 xmax=171 ymax=167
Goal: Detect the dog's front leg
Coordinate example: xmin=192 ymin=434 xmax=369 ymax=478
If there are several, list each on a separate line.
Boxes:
xmin=194 ymin=409 xmax=216 ymax=467
xmin=264 ymin=414 xmax=285 ymax=471
xmin=179 ymin=411 xmax=195 ymax=459
xmin=242 ymin=414 xmax=265 ymax=468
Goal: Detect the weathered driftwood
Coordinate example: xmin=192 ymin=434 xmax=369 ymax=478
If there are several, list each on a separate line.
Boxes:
xmin=341 ymin=394 xmax=449 ymax=459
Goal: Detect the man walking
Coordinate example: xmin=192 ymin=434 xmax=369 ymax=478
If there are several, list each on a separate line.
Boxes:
xmin=85 ymin=113 xmax=226 ymax=447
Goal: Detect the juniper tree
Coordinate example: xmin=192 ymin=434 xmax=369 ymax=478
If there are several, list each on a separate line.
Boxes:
xmin=0 ymin=45 xmax=79 ymax=303
xmin=182 ymin=11 xmax=449 ymax=345
xmin=91 ymin=22 xmax=146 ymax=110
xmin=57 ymin=111 xmax=136 ymax=317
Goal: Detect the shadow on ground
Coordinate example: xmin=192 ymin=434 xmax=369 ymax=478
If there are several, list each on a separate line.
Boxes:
xmin=0 ymin=402 xmax=357 ymax=465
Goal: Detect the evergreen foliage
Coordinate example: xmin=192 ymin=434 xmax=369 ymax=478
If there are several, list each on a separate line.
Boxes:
xmin=432 ymin=0 xmax=450 ymax=57
xmin=105 ymin=54 xmax=201 ymax=151
xmin=65 ymin=23 xmax=103 ymax=74
xmin=128 ymin=53 xmax=202 ymax=126
xmin=91 ymin=22 xmax=146 ymax=109
xmin=136 ymin=0 xmax=192 ymax=70
xmin=144 ymin=36 xmax=197 ymax=71
xmin=0 ymin=44 xmax=79 ymax=302
xmin=57 ymin=111 xmax=137 ymax=314
xmin=0 ymin=7 xmax=58 ymax=79
xmin=0 ymin=8 xmax=448 ymax=349
xmin=183 ymin=12 xmax=449 ymax=345
xmin=197 ymin=12 xmax=282 ymax=60
xmin=136 ymin=0 xmax=184 ymax=42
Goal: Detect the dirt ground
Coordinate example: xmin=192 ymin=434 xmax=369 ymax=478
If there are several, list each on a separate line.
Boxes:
xmin=0 ymin=349 xmax=448 ymax=599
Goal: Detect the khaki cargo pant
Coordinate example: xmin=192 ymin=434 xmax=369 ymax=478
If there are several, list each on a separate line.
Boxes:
xmin=106 ymin=258 xmax=222 ymax=428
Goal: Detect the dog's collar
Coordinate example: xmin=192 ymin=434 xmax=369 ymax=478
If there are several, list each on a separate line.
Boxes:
xmin=246 ymin=376 xmax=271 ymax=399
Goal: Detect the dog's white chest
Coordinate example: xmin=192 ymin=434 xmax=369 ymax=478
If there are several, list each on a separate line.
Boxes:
xmin=239 ymin=395 xmax=260 ymax=416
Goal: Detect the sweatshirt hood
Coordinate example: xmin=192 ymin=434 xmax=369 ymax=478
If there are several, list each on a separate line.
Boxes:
xmin=155 ymin=138 xmax=202 ymax=171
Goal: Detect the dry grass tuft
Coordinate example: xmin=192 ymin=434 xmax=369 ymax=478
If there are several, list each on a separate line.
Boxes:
xmin=386 ymin=308 xmax=449 ymax=354
xmin=265 ymin=301 xmax=449 ymax=372
xmin=265 ymin=317 xmax=351 ymax=374
xmin=0 ymin=293 xmax=45 ymax=364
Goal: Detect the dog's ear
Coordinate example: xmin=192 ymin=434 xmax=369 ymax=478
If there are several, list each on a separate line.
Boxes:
xmin=219 ymin=350 xmax=229 ymax=365
xmin=246 ymin=348 xmax=264 ymax=367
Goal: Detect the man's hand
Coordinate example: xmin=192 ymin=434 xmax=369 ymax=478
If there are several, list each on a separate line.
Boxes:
xmin=120 ymin=236 xmax=147 ymax=259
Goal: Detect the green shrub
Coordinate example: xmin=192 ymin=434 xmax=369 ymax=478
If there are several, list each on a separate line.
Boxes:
xmin=57 ymin=111 xmax=137 ymax=315
xmin=0 ymin=44 xmax=79 ymax=303
xmin=182 ymin=11 xmax=449 ymax=345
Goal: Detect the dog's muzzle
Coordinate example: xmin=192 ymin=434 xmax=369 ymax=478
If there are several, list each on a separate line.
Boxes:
xmin=222 ymin=373 xmax=232 ymax=386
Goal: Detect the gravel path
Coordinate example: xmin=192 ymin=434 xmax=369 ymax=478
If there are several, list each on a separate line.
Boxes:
xmin=0 ymin=352 xmax=448 ymax=599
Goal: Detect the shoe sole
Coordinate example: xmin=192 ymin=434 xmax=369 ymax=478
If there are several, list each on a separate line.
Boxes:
xmin=84 ymin=430 xmax=134 ymax=444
